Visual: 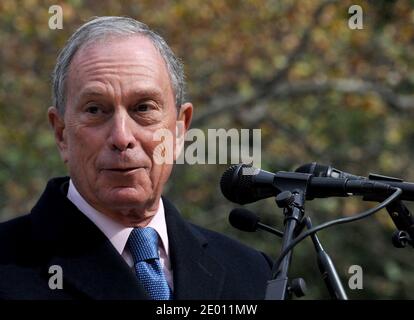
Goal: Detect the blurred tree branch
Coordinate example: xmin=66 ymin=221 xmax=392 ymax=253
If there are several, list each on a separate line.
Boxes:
xmin=192 ymin=0 xmax=413 ymax=127
xmin=263 ymin=78 xmax=414 ymax=111
xmin=193 ymin=0 xmax=337 ymax=126
xmin=192 ymin=77 xmax=414 ymax=127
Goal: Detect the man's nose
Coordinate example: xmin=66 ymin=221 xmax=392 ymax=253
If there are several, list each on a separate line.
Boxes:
xmin=108 ymin=111 xmax=136 ymax=152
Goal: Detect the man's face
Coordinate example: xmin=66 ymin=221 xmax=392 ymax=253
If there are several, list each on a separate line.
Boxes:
xmin=49 ymin=36 xmax=192 ymax=224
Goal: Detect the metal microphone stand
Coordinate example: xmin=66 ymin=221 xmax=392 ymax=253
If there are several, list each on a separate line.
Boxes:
xmin=304 ymin=217 xmax=348 ymax=300
xmin=265 ymin=172 xmax=310 ymax=300
xmin=264 ymin=171 xmax=348 ymax=299
xmin=385 ymin=200 xmax=413 ymax=248
xmin=362 ymin=173 xmax=414 ymax=248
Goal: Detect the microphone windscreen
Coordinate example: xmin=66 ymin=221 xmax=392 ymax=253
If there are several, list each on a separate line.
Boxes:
xmin=220 ymin=164 xmax=256 ymax=204
xmin=229 ymin=208 xmax=260 ymax=232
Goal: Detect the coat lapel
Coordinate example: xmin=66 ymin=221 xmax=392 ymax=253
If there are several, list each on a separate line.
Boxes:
xmin=163 ymin=198 xmax=226 ymax=300
xmin=47 ymin=242 xmax=149 ymax=300
xmin=30 ymin=177 xmax=226 ymax=300
xmin=30 ymin=177 xmax=149 ymax=300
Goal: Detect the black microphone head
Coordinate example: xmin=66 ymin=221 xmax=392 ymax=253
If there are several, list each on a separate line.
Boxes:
xmin=229 ymin=208 xmax=260 ymax=232
xmin=220 ymin=163 xmax=278 ymax=204
xmin=220 ymin=164 xmax=257 ymax=205
xmin=295 ymin=162 xmax=330 ymax=177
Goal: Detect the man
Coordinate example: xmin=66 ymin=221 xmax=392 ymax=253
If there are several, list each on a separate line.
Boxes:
xmin=0 ymin=16 xmax=272 ymax=300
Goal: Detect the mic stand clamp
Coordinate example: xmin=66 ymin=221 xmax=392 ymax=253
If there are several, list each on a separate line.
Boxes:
xmin=365 ymin=174 xmax=414 ymax=248
xmin=265 ymin=171 xmax=312 ymax=300
xmin=386 ymin=200 xmax=414 ymax=248
xmin=392 ymin=229 xmax=413 ymax=248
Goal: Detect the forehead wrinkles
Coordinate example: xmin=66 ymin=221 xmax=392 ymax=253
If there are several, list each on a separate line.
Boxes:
xmin=74 ymin=60 xmax=160 ymax=81
xmin=67 ymin=39 xmax=173 ymax=103
xmin=70 ymin=45 xmax=165 ymax=80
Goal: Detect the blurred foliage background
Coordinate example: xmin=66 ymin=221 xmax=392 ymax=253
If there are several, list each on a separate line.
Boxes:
xmin=1 ymin=0 xmax=414 ymax=299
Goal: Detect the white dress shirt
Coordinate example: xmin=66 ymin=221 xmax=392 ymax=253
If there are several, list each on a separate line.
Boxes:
xmin=67 ymin=179 xmax=174 ymax=290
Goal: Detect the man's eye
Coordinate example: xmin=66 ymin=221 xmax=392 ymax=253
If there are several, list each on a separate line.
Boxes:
xmin=85 ymin=106 xmax=101 ymax=114
xmin=133 ymin=104 xmax=150 ymax=112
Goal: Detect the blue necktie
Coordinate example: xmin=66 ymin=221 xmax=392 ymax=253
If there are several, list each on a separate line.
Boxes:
xmin=127 ymin=227 xmax=172 ymax=300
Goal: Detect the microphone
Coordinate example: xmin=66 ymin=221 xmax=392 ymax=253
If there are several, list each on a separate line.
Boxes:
xmin=220 ymin=164 xmax=394 ymax=205
xmin=295 ymin=162 xmax=414 ymax=244
xmin=229 ymin=208 xmax=284 ymax=237
xmin=220 ymin=163 xmax=276 ymax=205
xmin=295 ymin=162 xmax=414 ymax=202
xmin=229 ymin=207 xmax=348 ymax=299
xmin=295 ymin=162 xmax=365 ymax=180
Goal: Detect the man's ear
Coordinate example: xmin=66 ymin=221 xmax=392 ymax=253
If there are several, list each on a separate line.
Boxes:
xmin=178 ymin=102 xmax=193 ymax=132
xmin=48 ymin=107 xmax=68 ymax=163
xmin=174 ymin=102 xmax=193 ymax=160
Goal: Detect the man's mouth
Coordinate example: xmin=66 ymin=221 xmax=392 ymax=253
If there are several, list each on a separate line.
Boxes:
xmin=103 ymin=167 xmax=142 ymax=173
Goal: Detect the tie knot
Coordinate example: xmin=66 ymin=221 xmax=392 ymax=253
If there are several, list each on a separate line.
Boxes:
xmin=127 ymin=227 xmax=159 ymax=262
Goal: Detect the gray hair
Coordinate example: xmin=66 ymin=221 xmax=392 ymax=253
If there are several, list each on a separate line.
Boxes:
xmin=52 ymin=16 xmax=185 ymax=114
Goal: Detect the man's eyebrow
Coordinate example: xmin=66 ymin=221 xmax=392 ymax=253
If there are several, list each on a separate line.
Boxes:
xmin=130 ymin=88 xmax=164 ymax=100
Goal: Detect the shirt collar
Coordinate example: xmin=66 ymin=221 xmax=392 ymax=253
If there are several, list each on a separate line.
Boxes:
xmin=67 ymin=179 xmax=169 ymax=257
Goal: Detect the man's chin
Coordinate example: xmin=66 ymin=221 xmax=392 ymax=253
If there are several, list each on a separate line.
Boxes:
xmin=100 ymin=187 xmax=152 ymax=210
